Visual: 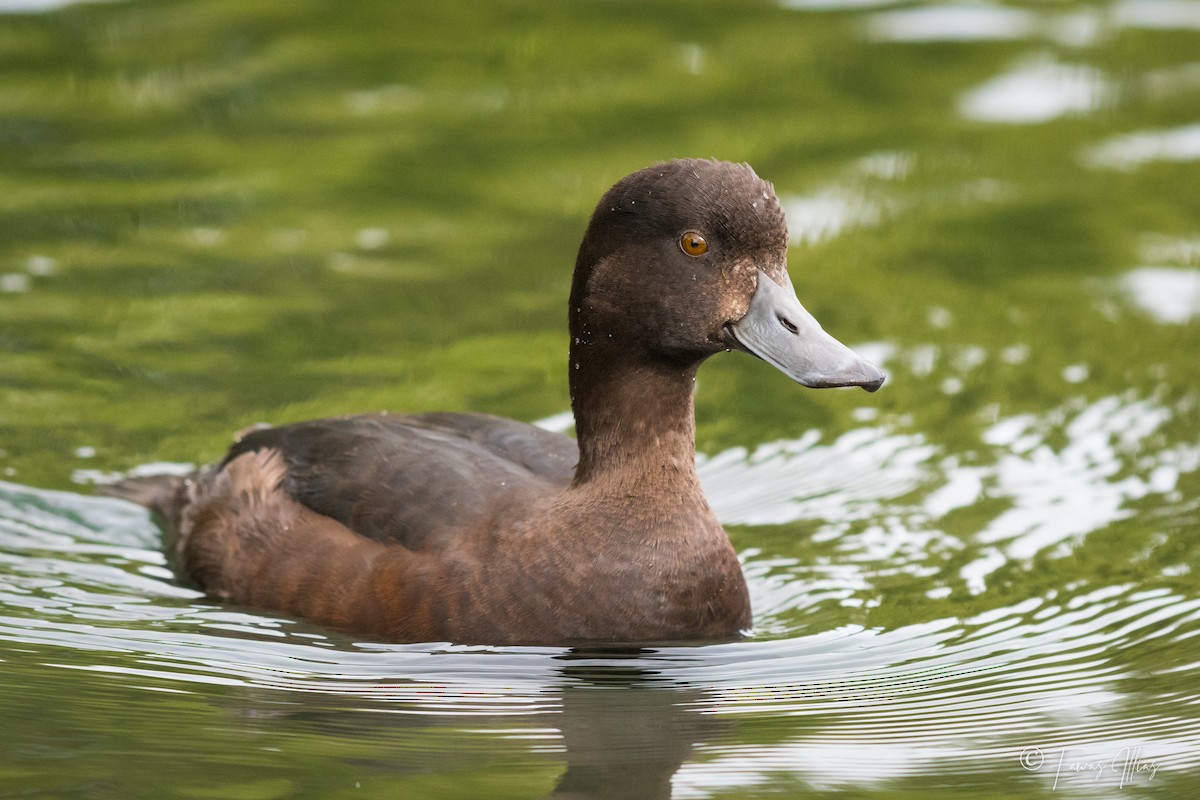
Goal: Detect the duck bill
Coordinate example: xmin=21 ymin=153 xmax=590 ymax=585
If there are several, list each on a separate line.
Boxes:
xmin=725 ymin=270 xmax=885 ymax=392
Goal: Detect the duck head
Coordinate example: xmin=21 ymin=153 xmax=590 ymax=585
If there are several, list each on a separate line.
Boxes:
xmin=570 ymin=159 xmax=885 ymax=392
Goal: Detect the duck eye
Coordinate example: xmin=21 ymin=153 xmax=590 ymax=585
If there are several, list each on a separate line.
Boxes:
xmin=679 ymin=231 xmax=708 ymax=257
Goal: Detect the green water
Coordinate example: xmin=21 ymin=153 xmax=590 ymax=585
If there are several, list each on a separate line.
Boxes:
xmin=2 ymin=0 xmax=1199 ymax=797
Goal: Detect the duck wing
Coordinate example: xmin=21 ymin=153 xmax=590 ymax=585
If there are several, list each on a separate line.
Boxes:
xmin=222 ymin=412 xmax=578 ymax=550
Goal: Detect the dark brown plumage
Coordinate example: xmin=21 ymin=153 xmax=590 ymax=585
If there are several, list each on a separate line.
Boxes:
xmin=104 ymin=159 xmax=884 ymax=646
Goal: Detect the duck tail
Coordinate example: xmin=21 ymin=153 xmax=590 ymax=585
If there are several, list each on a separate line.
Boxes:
xmin=98 ymin=474 xmax=191 ymax=540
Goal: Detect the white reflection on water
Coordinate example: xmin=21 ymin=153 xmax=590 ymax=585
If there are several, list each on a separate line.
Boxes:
xmin=958 ymin=54 xmax=1110 ymax=124
xmin=1142 ymin=61 xmax=1200 ymax=98
xmin=958 ymin=394 xmax=1200 ymax=590
xmin=1140 ymin=233 xmax=1200 ymax=266
xmin=1082 ymin=122 xmax=1200 ymax=170
xmin=0 ymin=273 xmax=31 ymax=293
xmin=855 ymin=150 xmax=913 ymax=181
xmin=0 ymin=0 xmax=113 ymax=10
xmin=867 ymin=3 xmax=1104 ymax=47
xmin=779 ymin=0 xmax=905 ymax=10
xmin=1112 ymin=0 xmax=1200 ymax=31
xmin=702 ymin=389 xmax=1197 ymax=601
xmin=864 ymin=0 xmax=1200 ymax=44
xmin=1120 ymin=267 xmax=1200 ymax=323
xmin=777 ymin=151 xmax=915 ymax=247
xmin=700 ymin=428 xmax=934 ymax=527
xmin=865 ymin=3 xmax=1039 ymax=42
xmin=782 ymin=187 xmax=885 ymax=246
xmin=343 ymin=84 xmax=422 ymax=117
xmin=778 ymin=153 xmax=1020 ymax=249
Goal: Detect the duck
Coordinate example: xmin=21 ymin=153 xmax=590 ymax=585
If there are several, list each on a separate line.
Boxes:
xmin=106 ymin=159 xmax=885 ymax=646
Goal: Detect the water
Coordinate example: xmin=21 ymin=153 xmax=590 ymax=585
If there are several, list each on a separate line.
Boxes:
xmin=2 ymin=0 xmax=1199 ymax=797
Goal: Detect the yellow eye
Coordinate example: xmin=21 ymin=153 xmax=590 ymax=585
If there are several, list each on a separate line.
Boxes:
xmin=679 ymin=231 xmax=708 ymax=257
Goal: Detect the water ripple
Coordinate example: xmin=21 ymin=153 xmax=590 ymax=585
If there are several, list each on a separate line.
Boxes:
xmin=2 ymin=389 xmax=1198 ymax=792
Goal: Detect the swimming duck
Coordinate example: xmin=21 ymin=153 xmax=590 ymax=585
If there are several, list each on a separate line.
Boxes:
xmin=108 ymin=159 xmax=884 ymax=646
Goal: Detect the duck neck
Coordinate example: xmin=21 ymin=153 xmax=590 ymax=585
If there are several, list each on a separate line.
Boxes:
xmin=569 ymin=341 xmax=703 ymax=491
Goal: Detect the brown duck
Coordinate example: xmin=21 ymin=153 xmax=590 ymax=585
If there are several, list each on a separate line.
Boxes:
xmin=107 ymin=159 xmax=884 ymax=646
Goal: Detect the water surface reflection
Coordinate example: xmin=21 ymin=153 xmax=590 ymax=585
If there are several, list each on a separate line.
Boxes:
xmin=2 ymin=380 xmax=1198 ymax=795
